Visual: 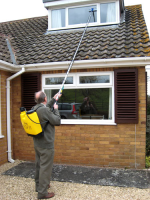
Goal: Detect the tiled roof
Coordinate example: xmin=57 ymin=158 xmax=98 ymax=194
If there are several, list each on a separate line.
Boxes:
xmin=0 ymin=4 xmax=150 ymax=65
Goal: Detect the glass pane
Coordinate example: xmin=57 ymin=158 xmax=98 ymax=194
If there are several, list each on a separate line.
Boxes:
xmin=51 ymin=8 xmax=65 ymax=28
xmin=69 ymin=5 xmax=97 ymax=25
xmin=79 ymin=75 xmax=110 ymax=84
xmin=44 ymin=88 xmax=112 ymax=120
xmin=45 ymin=77 xmax=73 ymax=85
xmin=100 ymin=3 xmax=116 ymax=23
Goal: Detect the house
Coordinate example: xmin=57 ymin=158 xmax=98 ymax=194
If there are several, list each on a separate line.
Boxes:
xmin=0 ymin=0 xmax=150 ymax=168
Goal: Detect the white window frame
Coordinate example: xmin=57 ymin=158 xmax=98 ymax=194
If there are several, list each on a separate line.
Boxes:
xmin=42 ymin=72 xmax=115 ymax=125
xmin=0 ymin=75 xmax=4 ymax=138
xmin=48 ymin=1 xmax=119 ymax=31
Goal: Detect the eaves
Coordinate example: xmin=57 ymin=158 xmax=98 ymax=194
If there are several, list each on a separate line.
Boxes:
xmin=1 ymin=57 xmax=150 ymax=73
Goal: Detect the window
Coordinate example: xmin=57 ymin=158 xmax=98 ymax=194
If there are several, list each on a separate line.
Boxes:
xmin=49 ymin=1 xmax=119 ymax=30
xmin=68 ymin=5 xmax=97 ymax=25
xmin=100 ymin=2 xmax=116 ymax=23
xmin=51 ymin=8 xmax=65 ymax=28
xmin=0 ymin=75 xmax=4 ymax=138
xmin=42 ymin=72 xmax=114 ymax=125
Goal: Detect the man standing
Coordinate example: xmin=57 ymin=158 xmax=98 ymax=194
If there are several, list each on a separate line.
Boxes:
xmin=33 ymin=91 xmax=61 ymax=199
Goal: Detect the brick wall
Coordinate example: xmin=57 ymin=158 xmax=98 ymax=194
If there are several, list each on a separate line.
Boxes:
xmin=0 ymin=70 xmax=11 ymax=166
xmin=11 ymin=67 xmax=146 ymax=169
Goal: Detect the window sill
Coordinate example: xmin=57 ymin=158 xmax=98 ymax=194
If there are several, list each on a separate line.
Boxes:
xmin=48 ymin=22 xmax=119 ymax=32
xmin=0 ymin=135 xmax=4 ymax=139
xmin=61 ymin=119 xmax=116 ymax=125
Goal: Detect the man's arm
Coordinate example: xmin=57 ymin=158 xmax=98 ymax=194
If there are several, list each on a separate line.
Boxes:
xmin=46 ymin=93 xmax=62 ymax=109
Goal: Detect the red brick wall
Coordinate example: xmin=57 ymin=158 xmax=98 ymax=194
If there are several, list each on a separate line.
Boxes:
xmin=0 ymin=70 xmax=11 ymax=165
xmin=11 ymin=67 xmax=146 ymax=169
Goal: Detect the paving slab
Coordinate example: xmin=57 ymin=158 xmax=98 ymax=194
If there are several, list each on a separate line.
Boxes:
xmin=2 ymin=162 xmax=150 ymax=189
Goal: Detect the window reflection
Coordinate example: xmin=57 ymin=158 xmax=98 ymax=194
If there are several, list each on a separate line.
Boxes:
xmin=45 ymin=88 xmax=112 ymax=120
xmin=69 ymin=5 xmax=97 ymax=25
xmin=45 ymin=77 xmax=73 ymax=85
xmin=79 ymin=75 xmax=110 ymax=84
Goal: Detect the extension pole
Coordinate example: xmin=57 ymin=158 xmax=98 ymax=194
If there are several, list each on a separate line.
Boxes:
xmin=55 ymin=8 xmax=96 ymax=102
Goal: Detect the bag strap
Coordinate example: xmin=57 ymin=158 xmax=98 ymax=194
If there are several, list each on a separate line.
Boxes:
xmin=26 ymin=105 xmax=48 ymax=125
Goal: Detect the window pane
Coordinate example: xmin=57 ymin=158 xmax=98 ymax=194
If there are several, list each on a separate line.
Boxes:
xmin=79 ymin=75 xmax=110 ymax=84
xmin=51 ymin=8 xmax=65 ymax=28
xmin=45 ymin=88 xmax=112 ymax=120
xmin=69 ymin=5 xmax=97 ymax=25
xmin=45 ymin=77 xmax=73 ymax=85
xmin=100 ymin=3 xmax=116 ymax=23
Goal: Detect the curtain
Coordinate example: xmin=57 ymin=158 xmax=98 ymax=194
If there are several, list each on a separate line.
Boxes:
xmin=108 ymin=88 xmax=112 ymax=119
xmin=52 ymin=9 xmax=62 ymax=28
xmin=106 ymin=3 xmax=116 ymax=22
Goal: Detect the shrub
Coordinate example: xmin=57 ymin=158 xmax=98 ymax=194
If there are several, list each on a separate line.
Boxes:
xmin=146 ymin=156 xmax=150 ymax=168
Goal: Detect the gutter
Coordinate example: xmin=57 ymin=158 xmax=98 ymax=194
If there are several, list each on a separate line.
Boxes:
xmin=1 ymin=57 xmax=150 ymax=72
xmin=0 ymin=60 xmax=18 ymax=72
xmin=6 ymin=67 xmax=25 ymax=163
xmin=20 ymin=57 xmax=150 ymax=71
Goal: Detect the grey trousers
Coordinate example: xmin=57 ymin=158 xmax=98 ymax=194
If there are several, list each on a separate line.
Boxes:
xmin=34 ymin=146 xmax=54 ymax=198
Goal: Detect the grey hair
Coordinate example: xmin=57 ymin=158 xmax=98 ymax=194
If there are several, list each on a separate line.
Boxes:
xmin=35 ymin=91 xmax=46 ymax=104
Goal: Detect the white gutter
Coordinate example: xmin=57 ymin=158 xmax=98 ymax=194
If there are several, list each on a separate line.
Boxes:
xmin=1 ymin=57 xmax=150 ymax=72
xmin=0 ymin=60 xmax=18 ymax=72
xmin=6 ymin=67 xmax=25 ymax=163
xmin=19 ymin=57 xmax=150 ymax=72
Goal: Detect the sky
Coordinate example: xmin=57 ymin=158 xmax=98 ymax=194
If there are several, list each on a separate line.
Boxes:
xmin=0 ymin=0 xmax=150 ymax=92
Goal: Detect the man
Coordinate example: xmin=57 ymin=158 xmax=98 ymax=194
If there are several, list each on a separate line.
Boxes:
xmin=33 ymin=91 xmax=61 ymax=199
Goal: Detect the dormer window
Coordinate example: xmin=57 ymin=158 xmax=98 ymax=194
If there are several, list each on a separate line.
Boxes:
xmin=51 ymin=9 xmax=65 ymax=28
xmin=68 ymin=5 xmax=97 ymax=25
xmin=46 ymin=1 xmax=119 ymax=30
xmin=100 ymin=2 xmax=116 ymax=23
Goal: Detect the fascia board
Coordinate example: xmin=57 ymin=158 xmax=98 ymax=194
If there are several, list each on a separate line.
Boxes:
xmin=44 ymin=0 xmax=94 ymax=8
xmin=0 ymin=60 xmax=18 ymax=72
xmin=20 ymin=57 xmax=150 ymax=72
xmin=1 ymin=57 xmax=150 ymax=72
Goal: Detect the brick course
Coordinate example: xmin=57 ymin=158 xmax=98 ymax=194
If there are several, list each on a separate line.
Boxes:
xmin=10 ymin=67 xmax=146 ymax=169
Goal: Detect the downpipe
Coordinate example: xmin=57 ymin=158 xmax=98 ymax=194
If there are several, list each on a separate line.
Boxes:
xmin=6 ymin=67 xmax=25 ymax=163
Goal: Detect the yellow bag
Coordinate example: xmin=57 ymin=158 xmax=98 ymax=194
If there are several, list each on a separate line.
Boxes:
xmin=20 ymin=107 xmax=48 ymax=137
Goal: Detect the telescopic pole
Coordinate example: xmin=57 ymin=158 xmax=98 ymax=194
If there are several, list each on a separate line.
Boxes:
xmin=55 ymin=8 xmax=96 ymax=102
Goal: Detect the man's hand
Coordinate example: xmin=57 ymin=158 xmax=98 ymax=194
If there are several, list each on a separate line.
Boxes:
xmin=54 ymin=103 xmax=58 ymax=110
xmin=53 ymin=93 xmax=62 ymax=100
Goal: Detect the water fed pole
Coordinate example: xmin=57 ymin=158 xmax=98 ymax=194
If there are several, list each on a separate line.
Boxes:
xmin=55 ymin=8 xmax=97 ymax=103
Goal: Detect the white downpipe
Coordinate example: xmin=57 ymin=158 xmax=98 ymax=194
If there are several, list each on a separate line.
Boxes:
xmin=6 ymin=67 xmax=25 ymax=163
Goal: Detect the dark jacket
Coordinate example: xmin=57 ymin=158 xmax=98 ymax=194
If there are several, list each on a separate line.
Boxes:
xmin=32 ymin=98 xmax=61 ymax=149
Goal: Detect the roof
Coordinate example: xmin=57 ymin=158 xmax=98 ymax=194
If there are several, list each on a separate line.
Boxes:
xmin=0 ymin=4 xmax=150 ymax=65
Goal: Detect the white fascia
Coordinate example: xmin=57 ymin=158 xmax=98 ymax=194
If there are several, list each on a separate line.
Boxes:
xmin=44 ymin=0 xmax=94 ymax=8
xmin=19 ymin=57 xmax=150 ymax=72
xmin=0 ymin=60 xmax=18 ymax=72
xmin=1 ymin=57 xmax=150 ymax=72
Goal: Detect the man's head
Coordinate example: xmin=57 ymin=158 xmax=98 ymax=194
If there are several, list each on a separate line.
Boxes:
xmin=35 ymin=91 xmax=47 ymax=104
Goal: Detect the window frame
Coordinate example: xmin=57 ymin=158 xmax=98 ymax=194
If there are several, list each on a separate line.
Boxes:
xmin=48 ymin=1 xmax=119 ymax=30
xmin=42 ymin=72 xmax=115 ymax=125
